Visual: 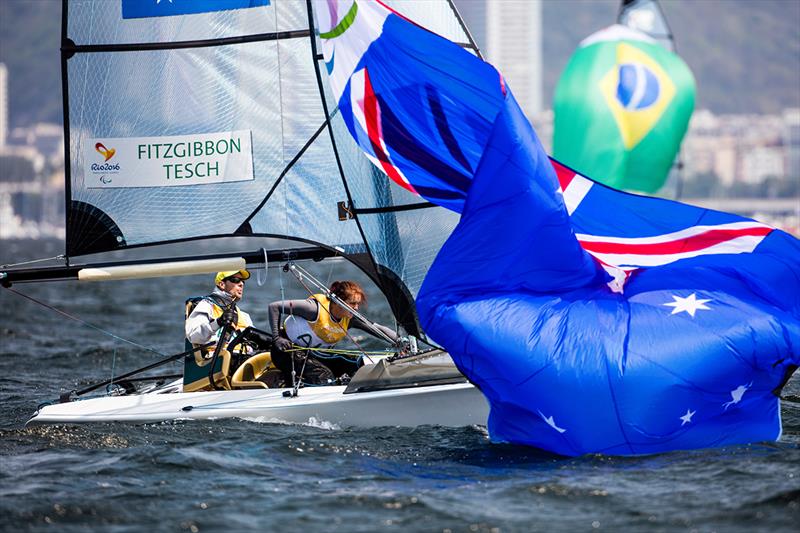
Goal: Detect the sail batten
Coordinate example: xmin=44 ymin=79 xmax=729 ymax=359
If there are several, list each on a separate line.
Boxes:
xmin=64 ymin=29 xmax=313 ymax=54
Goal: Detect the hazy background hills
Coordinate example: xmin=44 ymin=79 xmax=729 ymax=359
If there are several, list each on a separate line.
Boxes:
xmin=0 ymin=0 xmax=798 ymax=129
xmin=537 ymin=0 xmax=800 ymax=116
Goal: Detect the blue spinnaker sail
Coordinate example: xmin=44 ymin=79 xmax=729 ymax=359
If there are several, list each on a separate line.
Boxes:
xmin=314 ymin=0 xmax=800 ymax=456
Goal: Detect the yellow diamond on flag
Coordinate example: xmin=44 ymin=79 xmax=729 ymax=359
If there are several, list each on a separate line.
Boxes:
xmin=599 ymin=42 xmax=676 ymax=150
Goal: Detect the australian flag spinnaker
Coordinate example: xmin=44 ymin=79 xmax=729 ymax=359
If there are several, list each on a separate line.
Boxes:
xmin=313 ymin=0 xmax=800 ymax=456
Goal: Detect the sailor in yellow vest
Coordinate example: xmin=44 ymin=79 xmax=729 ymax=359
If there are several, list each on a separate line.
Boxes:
xmin=268 ymin=280 xmax=398 ymax=385
xmin=185 ymin=270 xmax=254 ymax=355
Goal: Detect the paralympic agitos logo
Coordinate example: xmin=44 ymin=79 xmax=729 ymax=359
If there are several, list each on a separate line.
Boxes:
xmin=91 ymin=142 xmax=121 ymax=182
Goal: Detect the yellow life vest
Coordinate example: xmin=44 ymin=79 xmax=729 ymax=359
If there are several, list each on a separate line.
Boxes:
xmin=208 ymin=301 xmax=250 ymax=330
xmin=284 ymin=293 xmax=350 ymax=348
xmin=309 ymin=293 xmax=351 ymax=344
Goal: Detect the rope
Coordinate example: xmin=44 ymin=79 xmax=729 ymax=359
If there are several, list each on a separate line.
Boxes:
xmin=279 ymin=257 xmax=298 ymax=391
xmin=3 ymin=286 xmax=166 ymax=357
xmin=292 ymin=351 xmax=309 ymax=397
xmin=283 ymin=346 xmax=389 ymax=356
xmin=108 ymin=345 xmax=118 ymax=392
xmin=1 ymin=254 xmax=66 ymax=269
xmin=255 ymin=247 xmax=269 ymax=287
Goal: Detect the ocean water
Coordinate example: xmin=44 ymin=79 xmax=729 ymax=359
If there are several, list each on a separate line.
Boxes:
xmin=1 ymin=239 xmax=798 ymax=532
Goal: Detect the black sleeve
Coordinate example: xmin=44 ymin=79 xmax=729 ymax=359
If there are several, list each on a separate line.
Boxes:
xmin=267 ymin=299 xmax=319 ymax=336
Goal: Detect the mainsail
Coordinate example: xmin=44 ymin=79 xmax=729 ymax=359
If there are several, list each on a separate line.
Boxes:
xmin=313 ymin=0 xmax=800 ymax=456
xmin=7 ymin=0 xmax=479 ymax=337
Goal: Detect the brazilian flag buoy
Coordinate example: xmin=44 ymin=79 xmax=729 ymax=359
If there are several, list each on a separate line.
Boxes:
xmin=553 ymin=25 xmax=695 ymax=193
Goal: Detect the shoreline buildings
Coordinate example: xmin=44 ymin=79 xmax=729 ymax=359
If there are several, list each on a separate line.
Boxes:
xmin=0 ymin=62 xmax=65 ymax=240
xmin=0 ymin=4 xmax=797 ymax=239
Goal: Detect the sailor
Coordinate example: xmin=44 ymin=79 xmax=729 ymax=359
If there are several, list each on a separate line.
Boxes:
xmin=185 ymin=270 xmax=255 ymax=355
xmin=268 ymin=280 xmax=399 ymax=385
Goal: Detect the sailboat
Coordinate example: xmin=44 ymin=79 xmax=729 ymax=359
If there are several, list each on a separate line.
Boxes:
xmin=2 ymin=0 xmax=489 ymax=427
xmin=8 ymin=0 xmax=798 ymax=456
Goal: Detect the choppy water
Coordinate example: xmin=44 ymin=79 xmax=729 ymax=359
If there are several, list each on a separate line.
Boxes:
xmin=1 ymin=239 xmax=798 ymax=532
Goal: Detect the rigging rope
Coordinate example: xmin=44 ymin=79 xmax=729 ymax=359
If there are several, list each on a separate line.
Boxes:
xmin=3 ymin=286 xmax=166 ymax=357
xmin=108 ymin=345 xmax=118 ymax=392
xmin=278 ymin=254 xmax=300 ymax=391
xmin=1 ymin=254 xmax=66 ymax=269
xmin=283 ymin=346 xmax=390 ymax=356
xmin=255 ymin=247 xmax=269 ymax=287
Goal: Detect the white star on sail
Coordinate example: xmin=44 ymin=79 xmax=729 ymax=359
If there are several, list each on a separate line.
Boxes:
xmin=663 ymin=293 xmax=711 ymax=317
xmin=538 ymin=410 xmax=566 ymax=433
xmin=723 ymin=382 xmax=752 ymax=410
xmin=679 ymin=409 xmax=695 ymax=426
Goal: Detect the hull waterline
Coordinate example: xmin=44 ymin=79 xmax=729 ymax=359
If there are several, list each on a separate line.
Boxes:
xmin=27 ymin=383 xmax=489 ymax=428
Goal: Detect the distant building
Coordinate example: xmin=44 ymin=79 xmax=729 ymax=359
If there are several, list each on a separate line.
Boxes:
xmin=444 ymin=1 xmax=543 ymax=118
xmin=8 ymin=122 xmax=64 ymax=163
xmin=713 ymin=138 xmax=738 ymax=187
xmin=784 ymin=108 xmax=800 ymax=181
xmin=740 ymin=145 xmax=785 ymax=185
xmin=0 ymin=145 xmax=45 ymax=181
xmin=452 ymin=0 xmax=487 ymax=52
xmin=485 ymin=0 xmax=542 ymax=117
xmin=530 ymin=109 xmax=553 ymax=154
xmin=683 ymin=111 xmax=738 ymax=186
xmin=0 ymin=63 xmax=7 ymax=149
xmin=682 ymin=109 xmax=796 ymax=188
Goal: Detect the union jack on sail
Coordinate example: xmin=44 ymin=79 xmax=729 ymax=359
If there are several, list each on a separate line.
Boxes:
xmin=552 ymin=159 xmax=775 ymax=291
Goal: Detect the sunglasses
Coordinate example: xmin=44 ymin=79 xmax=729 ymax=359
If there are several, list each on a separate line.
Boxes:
xmin=225 ymin=277 xmax=246 ymax=284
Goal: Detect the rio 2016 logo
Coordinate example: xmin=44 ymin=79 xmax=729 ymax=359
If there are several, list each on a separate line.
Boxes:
xmin=92 ymin=142 xmax=121 ymax=183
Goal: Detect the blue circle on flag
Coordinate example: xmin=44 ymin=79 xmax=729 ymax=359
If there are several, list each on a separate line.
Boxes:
xmin=616 ymin=63 xmax=659 ymax=109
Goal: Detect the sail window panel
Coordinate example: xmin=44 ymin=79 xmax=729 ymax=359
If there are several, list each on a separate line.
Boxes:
xmin=273 ymin=37 xmax=329 ymax=167
xmin=246 ymin=131 xmax=364 ymax=249
xmin=242 ymin=34 xmax=367 ymax=248
xmin=66 ymin=0 xmax=290 ymax=46
xmin=359 ymin=205 xmax=459 ymax=299
xmin=66 ymin=41 xmax=288 ymax=250
xmin=382 ymin=0 xmax=471 ymax=46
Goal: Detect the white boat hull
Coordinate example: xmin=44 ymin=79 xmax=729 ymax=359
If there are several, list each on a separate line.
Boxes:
xmin=27 ymin=383 xmax=489 ymax=428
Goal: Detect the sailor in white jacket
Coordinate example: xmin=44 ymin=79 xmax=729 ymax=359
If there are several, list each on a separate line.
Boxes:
xmin=185 ymin=270 xmax=254 ymax=354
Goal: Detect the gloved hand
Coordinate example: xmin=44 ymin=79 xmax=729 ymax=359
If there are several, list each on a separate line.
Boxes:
xmin=273 ymin=336 xmax=292 ymax=351
xmin=216 ymin=307 xmax=236 ymax=328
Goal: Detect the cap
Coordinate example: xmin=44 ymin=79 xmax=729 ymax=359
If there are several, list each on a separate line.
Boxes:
xmin=214 ymin=270 xmax=250 ymax=285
